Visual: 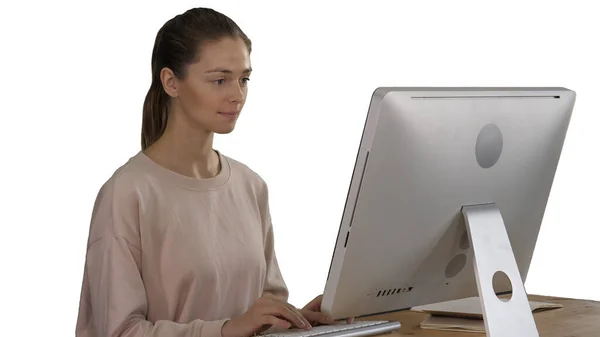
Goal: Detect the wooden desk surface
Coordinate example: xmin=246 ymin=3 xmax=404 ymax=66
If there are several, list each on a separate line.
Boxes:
xmin=365 ymin=295 xmax=600 ymax=336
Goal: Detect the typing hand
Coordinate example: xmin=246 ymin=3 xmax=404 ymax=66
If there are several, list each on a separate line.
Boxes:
xmin=221 ymin=296 xmax=312 ymax=337
xmin=300 ymin=295 xmax=355 ymax=326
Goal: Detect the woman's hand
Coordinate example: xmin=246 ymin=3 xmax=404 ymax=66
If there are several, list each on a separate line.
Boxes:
xmin=300 ymin=295 xmax=355 ymax=326
xmin=221 ymin=296 xmax=312 ymax=337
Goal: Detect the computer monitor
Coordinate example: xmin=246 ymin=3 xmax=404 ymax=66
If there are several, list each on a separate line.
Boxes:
xmin=320 ymin=87 xmax=575 ymax=336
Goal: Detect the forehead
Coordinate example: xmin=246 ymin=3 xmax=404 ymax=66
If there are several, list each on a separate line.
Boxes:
xmin=194 ymin=37 xmax=251 ymax=71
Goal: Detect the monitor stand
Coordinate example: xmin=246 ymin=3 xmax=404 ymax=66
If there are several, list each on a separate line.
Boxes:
xmin=461 ymin=203 xmax=539 ymax=337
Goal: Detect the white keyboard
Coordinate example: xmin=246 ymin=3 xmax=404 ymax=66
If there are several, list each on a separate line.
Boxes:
xmin=261 ymin=320 xmax=401 ymax=337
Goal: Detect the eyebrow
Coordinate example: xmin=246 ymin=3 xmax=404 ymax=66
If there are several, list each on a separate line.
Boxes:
xmin=205 ymin=67 xmax=252 ymax=74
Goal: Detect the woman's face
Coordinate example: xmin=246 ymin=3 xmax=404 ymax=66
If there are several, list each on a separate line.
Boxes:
xmin=163 ymin=37 xmax=252 ymax=135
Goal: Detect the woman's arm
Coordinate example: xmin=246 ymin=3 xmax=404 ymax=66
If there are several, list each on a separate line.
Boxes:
xmin=77 ymin=177 xmax=229 ymax=337
xmin=81 ymin=236 xmax=229 ymax=337
xmin=257 ymin=181 xmax=289 ymax=303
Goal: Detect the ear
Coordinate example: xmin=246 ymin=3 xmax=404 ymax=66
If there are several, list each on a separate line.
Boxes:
xmin=160 ymin=67 xmax=179 ymax=98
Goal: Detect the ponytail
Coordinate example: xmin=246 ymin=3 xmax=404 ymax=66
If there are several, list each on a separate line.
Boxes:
xmin=141 ymin=77 xmax=168 ymax=150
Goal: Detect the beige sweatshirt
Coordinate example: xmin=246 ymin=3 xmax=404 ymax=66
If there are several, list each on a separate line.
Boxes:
xmin=75 ymin=151 xmax=289 ymax=337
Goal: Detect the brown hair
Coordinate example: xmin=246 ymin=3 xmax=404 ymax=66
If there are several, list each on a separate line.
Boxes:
xmin=141 ymin=8 xmax=252 ymax=150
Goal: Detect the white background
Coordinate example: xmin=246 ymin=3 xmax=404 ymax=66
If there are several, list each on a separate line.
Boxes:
xmin=1 ymin=0 xmax=598 ymax=335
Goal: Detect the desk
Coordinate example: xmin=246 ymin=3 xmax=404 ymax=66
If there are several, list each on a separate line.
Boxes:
xmin=366 ymin=295 xmax=600 ymax=336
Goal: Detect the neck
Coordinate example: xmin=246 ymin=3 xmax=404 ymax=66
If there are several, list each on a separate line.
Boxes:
xmin=144 ymin=116 xmax=221 ymax=179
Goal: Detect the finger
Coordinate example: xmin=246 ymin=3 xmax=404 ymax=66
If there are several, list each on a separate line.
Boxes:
xmin=282 ymin=303 xmax=312 ymax=329
xmin=261 ymin=315 xmax=292 ymax=330
xmin=270 ymin=302 xmax=309 ymax=329
xmin=263 ymin=302 xmax=310 ymax=330
xmin=346 ymin=317 xmax=355 ymax=324
xmin=270 ymin=298 xmax=312 ymax=330
xmin=301 ymin=309 xmax=335 ymax=326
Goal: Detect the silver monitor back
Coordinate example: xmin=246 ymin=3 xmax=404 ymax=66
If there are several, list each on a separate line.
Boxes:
xmin=320 ymin=87 xmax=576 ymax=320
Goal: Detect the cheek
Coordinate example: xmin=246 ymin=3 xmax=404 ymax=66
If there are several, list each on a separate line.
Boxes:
xmin=180 ymin=83 xmax=219 ymax=114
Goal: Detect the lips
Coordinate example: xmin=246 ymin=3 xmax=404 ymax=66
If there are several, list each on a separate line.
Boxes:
xmin=218 ymin=111 xmax=238 ymax=117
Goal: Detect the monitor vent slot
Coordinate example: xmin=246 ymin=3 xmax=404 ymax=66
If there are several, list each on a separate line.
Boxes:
xmin=375 ymin=287 xmax=413 ymax=297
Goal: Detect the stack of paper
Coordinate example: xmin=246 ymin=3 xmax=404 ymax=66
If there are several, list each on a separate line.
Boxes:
xmin=411 ymin=297 xmax=563 ymax=333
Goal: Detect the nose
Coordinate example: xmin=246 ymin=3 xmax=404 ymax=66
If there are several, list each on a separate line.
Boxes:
xmin=228 ymin=82 xmax=244 ymax=104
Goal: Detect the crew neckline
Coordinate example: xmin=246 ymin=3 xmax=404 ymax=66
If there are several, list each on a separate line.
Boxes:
xmin=134 ymin=150 xmax=231 ymax=191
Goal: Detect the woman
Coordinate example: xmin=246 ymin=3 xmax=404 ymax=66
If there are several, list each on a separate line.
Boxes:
xmin=75 ymin=7 xmax=346 ymax=337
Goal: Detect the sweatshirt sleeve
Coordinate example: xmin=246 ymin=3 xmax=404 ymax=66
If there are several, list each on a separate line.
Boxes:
xmin=258 ymin=182 xmax=290 ymax=303
xmin=78 ymin=177 xmax=229 ymax=337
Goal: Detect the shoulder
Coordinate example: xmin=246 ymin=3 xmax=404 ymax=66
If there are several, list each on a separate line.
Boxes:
xmin=224 ymin=154 xmax=266 ymax=183
xmin=221 ymin=153 xmax=270 ymax=199
xmin=87 ymin=153 xmax=152 ymax=245
xmin=95 ymin=152 xmax=152 ymax=203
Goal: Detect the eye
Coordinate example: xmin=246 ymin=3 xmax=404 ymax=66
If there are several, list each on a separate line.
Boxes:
xmin=214 ymin=79 xmax=225 ymax=85
xmin=241 ymin=77 xmax=250 ymax=85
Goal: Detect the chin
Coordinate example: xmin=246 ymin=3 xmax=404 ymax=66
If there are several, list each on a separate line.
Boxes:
xmin=213 ymin=125 xmax=237 ymax=134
